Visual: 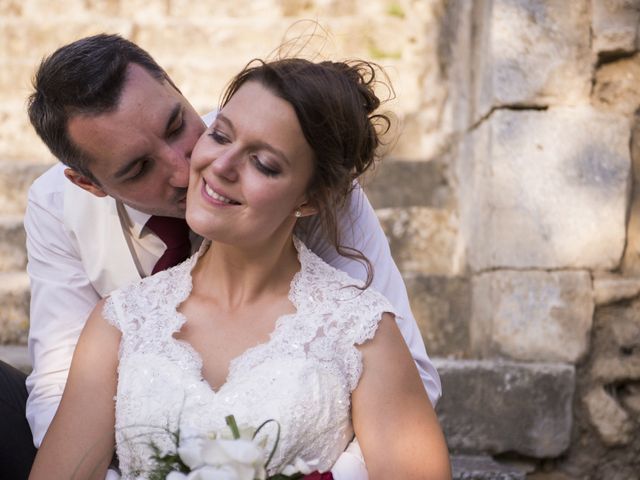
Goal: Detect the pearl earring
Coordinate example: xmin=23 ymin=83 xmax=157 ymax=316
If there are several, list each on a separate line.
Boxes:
xmin=295 ymin=210 xmax=302 ymax=218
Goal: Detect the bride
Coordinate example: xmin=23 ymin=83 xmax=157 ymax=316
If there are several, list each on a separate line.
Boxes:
xmin=29 ymin=58 xmax=451 ymax=480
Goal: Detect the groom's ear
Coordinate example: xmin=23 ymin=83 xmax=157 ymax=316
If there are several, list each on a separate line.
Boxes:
xmin=63 ymin=168 xmax=108 ymax=198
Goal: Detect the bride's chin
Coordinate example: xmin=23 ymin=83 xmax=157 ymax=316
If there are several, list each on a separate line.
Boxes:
xmin=185 ymin=211 xmax=212 ymax=238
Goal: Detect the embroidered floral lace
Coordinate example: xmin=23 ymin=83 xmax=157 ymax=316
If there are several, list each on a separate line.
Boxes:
xmin=104 ymin=237 xmax=395 ymax=479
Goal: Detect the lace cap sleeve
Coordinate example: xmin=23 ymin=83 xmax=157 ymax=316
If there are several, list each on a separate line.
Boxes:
xmin=346 ymin=289 xmax=398 ymax=347
xmin=102 ymin=291 xmax=124 ymax=332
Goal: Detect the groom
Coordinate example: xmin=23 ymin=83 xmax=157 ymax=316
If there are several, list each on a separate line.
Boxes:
xmin=1 ymin=34 xmax=441 ymax=478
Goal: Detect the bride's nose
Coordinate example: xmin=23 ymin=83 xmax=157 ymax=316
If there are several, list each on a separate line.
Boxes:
xmin=211 ymin=149 xmax=240 ymax=182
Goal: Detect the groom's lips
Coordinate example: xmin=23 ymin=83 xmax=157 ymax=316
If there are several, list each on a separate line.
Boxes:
xmin=202 ymin=179 xmax=241 ymax=206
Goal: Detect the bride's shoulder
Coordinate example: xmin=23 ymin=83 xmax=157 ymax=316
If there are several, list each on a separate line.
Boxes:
xmin=102 ymin=258 xmax=194 ymax=331
xmin=294 ymin=237 xmax=395 ymax=315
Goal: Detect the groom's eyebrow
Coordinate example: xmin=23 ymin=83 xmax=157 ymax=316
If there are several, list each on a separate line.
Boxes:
xmin=114 ymin=104 xmax=183 ymax=179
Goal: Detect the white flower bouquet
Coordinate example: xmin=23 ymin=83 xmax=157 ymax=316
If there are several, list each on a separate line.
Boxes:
xmin=147 ymin=415 xmax=319 ymax=480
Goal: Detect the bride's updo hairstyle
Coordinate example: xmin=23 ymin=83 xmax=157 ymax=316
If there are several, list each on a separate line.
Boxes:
xmin=220 ymin=58 xmax=392 ymax=289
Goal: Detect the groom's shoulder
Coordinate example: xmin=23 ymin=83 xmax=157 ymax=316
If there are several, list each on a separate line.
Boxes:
xmin=28 ymin=163 xmax=66 ymax=200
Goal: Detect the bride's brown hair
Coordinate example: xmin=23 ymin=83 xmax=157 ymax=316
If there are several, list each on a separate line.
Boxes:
xmin=220 ymin=58 xmax=392 ymax=289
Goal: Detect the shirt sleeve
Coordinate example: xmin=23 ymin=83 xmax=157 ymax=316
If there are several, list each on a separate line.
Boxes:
xmin=24 ymin=177 xmax=101 ymax=447
xmin=300 ymin=182 xmax=442 ymax=406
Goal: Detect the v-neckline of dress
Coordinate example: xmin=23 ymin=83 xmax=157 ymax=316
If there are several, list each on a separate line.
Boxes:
xmin=167 ymin=237 xmax=306 ymax=395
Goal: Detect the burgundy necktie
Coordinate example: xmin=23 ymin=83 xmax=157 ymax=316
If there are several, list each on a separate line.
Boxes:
xmin=303 ymin=473 xmax=333 ymax=480
xmin=145 ymin=216 xmax=192 ymax=274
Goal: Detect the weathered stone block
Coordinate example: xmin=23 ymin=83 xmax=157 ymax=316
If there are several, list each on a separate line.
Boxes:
xmin=120 ymin=0 xmax=168 ymax=18
xmin=0 ymin=161 xmax=52 ymax=215
xmin=0 ymin=105 xmax=58 ymax=164
xmin=0 ymin=271 xmax=30 ymax=345
xmin=451 ymin=455 xmax=526 ymax=480
xmin=471 ymin=270 xmax=594 ymax=363
xmin=621 ymin=117 xmax=640 ymax=274
xmin=593 ymin=54 xmax=640 ymax=116
xmin=363 ymin=159 xmax=452 ymax=209
xmin=0 ymin=216 xmax=26 ymax=272
xmin=459 ymin=107 xmax=630 ymax=271
xmin=405 ymin=275 xmax=471 ymax=358
xmin=589 ymin=298 xmax=640 ymax=384
xmin=0 ymin=19 xmax=133 ymax=61
xmin=584 ymin=386 xmax=633 ymax=446
xmin=161 ymin=60 xmax=254 ymax=116
xmin=592 ymin=0 xmax=640 ymax=55
xmin=169 ymin=0 xmax=284 ymax=18
xmin=133 ymin=18 xmax=292 ymax=69
xmin=593 ymin=273 xmax=640 ymax=306
xmin=0 ymin=60 xmax=38 ymax=105
xmin=435 ymin=359 xmax=575 ymax=458
xmin=452 ymin=455 xmax=526 ymax=480
xmin=0 ymin=344 xmax=31 ymax=374
xmin=473 ymin=0 xmax=591 ymax=118
xmin=377 ymin=206 xmax=460 ymax=275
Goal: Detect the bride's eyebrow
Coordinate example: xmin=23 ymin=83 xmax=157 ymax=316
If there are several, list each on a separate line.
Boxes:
xmin=215 ymin=112 xmax=290 ymax=165
xmin=214 ymin=113 xmax=235 ymax=134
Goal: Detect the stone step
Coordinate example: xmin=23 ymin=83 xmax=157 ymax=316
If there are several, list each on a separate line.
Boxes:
xmin=434 ymin=359 xmax=575 ymax=459
xmin=451 ymin=455 xmax=526 ymax=480
xmin=0 ymin=160 xmax=51 ymax=214
xmin=0 ymin=271 xmax=30 ymax=345
xmin=405 ymin=274 xmax=471 ymax=358
xmin=0 ymin=343 xmax=30 ymax=374
xmin=377 ymin=206 xmax=459 ymax=276
xmin=0 ymin=215 xmax=26 ymax=272
xmin=363 ymin=158 xmax=452 ymax=210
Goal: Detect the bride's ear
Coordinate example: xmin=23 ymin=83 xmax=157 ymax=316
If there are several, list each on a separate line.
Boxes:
xmin=293 ymin=202 xmax=318 ymax=218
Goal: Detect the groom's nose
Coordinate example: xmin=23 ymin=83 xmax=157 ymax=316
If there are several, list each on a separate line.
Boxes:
xmin=164 ymin=146 xmax=190 ymax=188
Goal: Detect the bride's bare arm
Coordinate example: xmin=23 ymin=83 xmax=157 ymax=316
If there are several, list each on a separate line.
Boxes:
xmin=352 ymin=314 xmax=451 ymax=480
xmin=29 ymin=298 xmax=120 ymax=480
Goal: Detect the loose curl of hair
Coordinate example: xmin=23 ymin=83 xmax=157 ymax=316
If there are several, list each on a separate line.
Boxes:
xmin=221 ymin=58 xmax=392 ymax=289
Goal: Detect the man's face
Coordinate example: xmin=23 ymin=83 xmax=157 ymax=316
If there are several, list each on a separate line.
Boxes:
xmin=66 ymin=63 xmax=206 ymax=218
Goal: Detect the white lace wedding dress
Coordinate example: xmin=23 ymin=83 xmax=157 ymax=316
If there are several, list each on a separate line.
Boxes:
xmin=104 ymin=237 xmax=394 ymax=479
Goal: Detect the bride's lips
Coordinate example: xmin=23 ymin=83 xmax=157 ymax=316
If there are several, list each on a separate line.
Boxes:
xmin=201 ymin=179 xmax=241 ymax=206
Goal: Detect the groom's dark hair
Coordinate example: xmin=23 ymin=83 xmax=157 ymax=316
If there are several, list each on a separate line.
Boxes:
xmin=27 ymin=33 xmax=174 ymax=183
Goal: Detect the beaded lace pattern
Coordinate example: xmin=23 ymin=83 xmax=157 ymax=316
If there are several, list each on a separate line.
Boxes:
xmin=104 ymin=237 xmax=395 ymax=479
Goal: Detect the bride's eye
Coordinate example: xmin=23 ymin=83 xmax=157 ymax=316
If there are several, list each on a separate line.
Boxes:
xmin=209 ymin=129 xmax=230 ymax=144
xmin=252 ymin=155 xmax=280 ymax=177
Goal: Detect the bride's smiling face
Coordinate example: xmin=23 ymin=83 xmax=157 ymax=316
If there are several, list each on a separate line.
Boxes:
xmin=186 ymin=81 xmax=315 ymax=246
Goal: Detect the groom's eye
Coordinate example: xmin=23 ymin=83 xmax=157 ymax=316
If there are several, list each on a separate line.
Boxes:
xmin=167 ymin=117 xmax=185 ymax=138
xmin=127 ymin=160 xmax=150 ymax=181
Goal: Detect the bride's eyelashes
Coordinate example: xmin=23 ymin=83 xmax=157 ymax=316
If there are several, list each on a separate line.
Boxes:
xmin=209 ymin=129 xmax=230 ymax=145
xmin=209 ymin=129 xmax=281 ymax=177
xmin=250 ymin=154 xmax=280 ymax=177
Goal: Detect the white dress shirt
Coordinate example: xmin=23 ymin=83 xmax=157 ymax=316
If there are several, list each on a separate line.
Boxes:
xmin=24 ymin=162 xmax=441 ymax=475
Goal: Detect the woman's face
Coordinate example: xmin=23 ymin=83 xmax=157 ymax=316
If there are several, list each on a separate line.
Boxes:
xmin=186 ymin=80 xmax=315 ymax=247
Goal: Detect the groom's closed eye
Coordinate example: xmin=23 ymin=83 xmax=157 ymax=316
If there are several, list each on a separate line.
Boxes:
xmin=125 ymin=159 xmax=152 ymax=182
xmin=166 ymin=108 xmax=185 ymax=139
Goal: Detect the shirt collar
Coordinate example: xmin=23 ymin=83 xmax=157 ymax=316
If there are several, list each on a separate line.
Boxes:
xmin=122 ymin=204 xmax=152 ymax=239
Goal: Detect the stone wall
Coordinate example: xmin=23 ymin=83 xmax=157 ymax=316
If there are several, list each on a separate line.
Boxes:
xmin=1 ymin=0 xmax=639 ymax=478
xmin=438 ymin=0 xmax=640 ymax=478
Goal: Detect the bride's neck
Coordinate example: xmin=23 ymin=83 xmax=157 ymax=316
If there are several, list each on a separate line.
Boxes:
xmin=191 ymin=233 xmax=299 ymax=309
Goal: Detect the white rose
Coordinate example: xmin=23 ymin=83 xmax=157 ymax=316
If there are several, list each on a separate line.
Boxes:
xmin=166 ymin=472 xmax=189 ymax=480
xmin=178 ymin=437 xmax=207 ymax=469
xmin=281 ymin=457 xmax=320 ymax=476
xmin=186 ymin=464 xmax=254 ymax=480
